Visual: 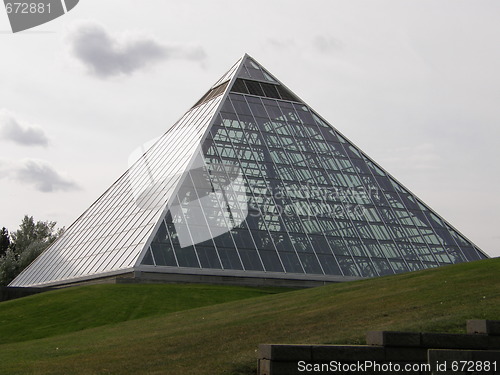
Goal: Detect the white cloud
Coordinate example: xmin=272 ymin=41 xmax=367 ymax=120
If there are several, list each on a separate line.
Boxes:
xmin=0 ymin=159 xmax=10 ymax=176
xmin=0 ymin=158 xmax=79 ymax=193
xmin=65 ymin=20 xmax=206 ymax=78
xmin=312 ymin=34 xmax=343 ymax=54
xmin=0 ymin=110 xmax=49 ymax=147
xmin=266 ymin=38 xmax=297 ymax=50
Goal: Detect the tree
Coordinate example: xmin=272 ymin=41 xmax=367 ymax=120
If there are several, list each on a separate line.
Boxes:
xmin=0 ymin=216 xmax=63 ymax=286
xmin=0 ymin=227 xmax=9 ymax=257
xmin=0 ymin=249 xmax=19 ymax=286
xmin=10 ymin=216 xmax=58 ymax=255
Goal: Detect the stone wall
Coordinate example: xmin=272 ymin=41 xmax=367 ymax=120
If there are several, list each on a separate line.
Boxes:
xmin=258 ymin=320 xmax=500 ymax=375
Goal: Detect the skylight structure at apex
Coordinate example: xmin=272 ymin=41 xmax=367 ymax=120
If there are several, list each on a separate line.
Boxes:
xmin=10 ymin=54 xmax=489 ymax=288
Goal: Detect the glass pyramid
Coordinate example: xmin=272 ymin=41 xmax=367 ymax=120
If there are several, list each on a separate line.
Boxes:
xmin=10 ymin=54 xmax=488 ymax=287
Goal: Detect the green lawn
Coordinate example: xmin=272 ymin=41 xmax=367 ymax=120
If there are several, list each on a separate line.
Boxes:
xmin=0 ymin=283 xmax=287 ymax=345
xmin=0 ymin=258 xmax=498 ymax=375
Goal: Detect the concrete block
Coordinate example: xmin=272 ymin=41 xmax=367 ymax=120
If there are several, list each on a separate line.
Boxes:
xmin=488 ymin=336 xmax=500 ymax=349
xmin=366 ymin=331 xmax=421 ymax=347
xmin=421 ymin=333 xmax=489 ymax=350
xmin=428 ymin=349 xmax=474 ymax=363
xmin=258 ymin=359 xmax=301 ymax=375
xmin=258 ymin=359 xmax=271 ymax=375
xmin=258 ymin=344 xmax=312 ymax=361
xmin=311 ymin=345 xmax=385 ymax=361
xmin=361 ymin=362 xmax=425 ymax=375
xmin=467 ymin=320 xmax=500 ymax=336
xmin=384 ymin=347 xmax=428 ymax=362
xmin=472 ymin=350 xmax=500 ymax=362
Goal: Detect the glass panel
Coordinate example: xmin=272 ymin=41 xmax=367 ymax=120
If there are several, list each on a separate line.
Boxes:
xmin=431 ymin=246 xmax=452 ymax=264
xmin=229 ymin=229 xmax=253 ymax=249
xmin=337 ymin=256 xmax=360 ymax=277
xmin=351 ymin=158 xmax=371 ymax=175
xmin=378 ymin=242 xmax=400 ymax=258
xmin=231 ymin=78 xmax=249 ymax=94
xmin=290 ymin=234 xmax=314 ymax=253
xmin=397 ymin=243 xmax=419 ymax=261
xmin=261 ymin=83 xmax=281 ymax=99
xmin=376 ymin=176 xmax=395 ymax=192
xmin=407 ymin=261 xmax=424 ymax=271
xmin=355 ymin=257 xmax=377 ymax=277
xmin=445 ymin=246 xmax=466 ymax=263
xmin=229 ymin=97 xmax=252 ymax=116
xmin=151 ymin=242 xmax=177 ymax=266
xmin=279 ymin=251 xmax=304 ymax=273
xmin=413 ymin=244 xmax=436 ymax=263
xmin=327 ymin=237 xmax=351 ymax=256
xmin=259 ymin=250 xmax=284 ymax=272
xmin=196 ymin=247 xmax=222 ymax=269
xmin=175 ymin=245 xmax=200 ymax=268
xmin=449 ymin=229 xmax=472 ymax=247
xmin=298 ymin=253 xmax=323 ymax=274
xmin=390 ymin=260 xmax=409 ymax=273
xmin=141 ymin=248 xmax=155 ymax=266
xmin=421 ymin=261 xmax=438 ymax=269
xmin=317 ymin=254 xmax=342 ymax=275
xmin=308 ymin=235 xmax=331 ymax=254
xmin=214 ymin=231 xmax=236 ymax=248
xmin=233 ymin=247 xmax=261 ymax=271
xmin=215 ymin=248 xmax=242 ymax=270
xmin=460 ymin=246 xmax=481 ymax=261
xmin=372 ymin=258 xmax=394 ymax=276
xmin=363 ymin=241 xmax=385 ymax=258
xmin=346 ymin=239 xmax=367 ymax=257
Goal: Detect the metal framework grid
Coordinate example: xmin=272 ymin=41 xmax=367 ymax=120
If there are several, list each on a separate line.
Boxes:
xmin=10 ymin=55 xmax=488 ymax=287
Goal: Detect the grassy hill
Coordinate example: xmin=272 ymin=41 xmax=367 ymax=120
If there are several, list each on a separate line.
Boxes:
xmin=0 ymin=283 xmax=287 ymax=345
xmin=0 ymin=258 xmax=499 ymax=375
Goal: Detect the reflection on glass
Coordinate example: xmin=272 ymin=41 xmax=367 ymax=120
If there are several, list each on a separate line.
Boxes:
xmin=141 ymin=59 xmax=487 ymax=282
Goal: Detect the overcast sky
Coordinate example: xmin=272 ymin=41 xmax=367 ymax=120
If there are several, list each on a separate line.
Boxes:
xmin=0 ymin=0 xmax=498 ymax=257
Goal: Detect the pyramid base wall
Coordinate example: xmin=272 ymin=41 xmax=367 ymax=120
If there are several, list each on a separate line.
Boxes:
xmin=119 ymin=271 xmax=330 ymax=288
xmin=125 ymin=267 xmax=363 ymax=288
xmin=52 ymin=272 xmax=137 ymax=288
xmin=45 ymin=270 xmax=358 ymax=289
xmin=10 ymin=268 xmax=363 ymax=290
